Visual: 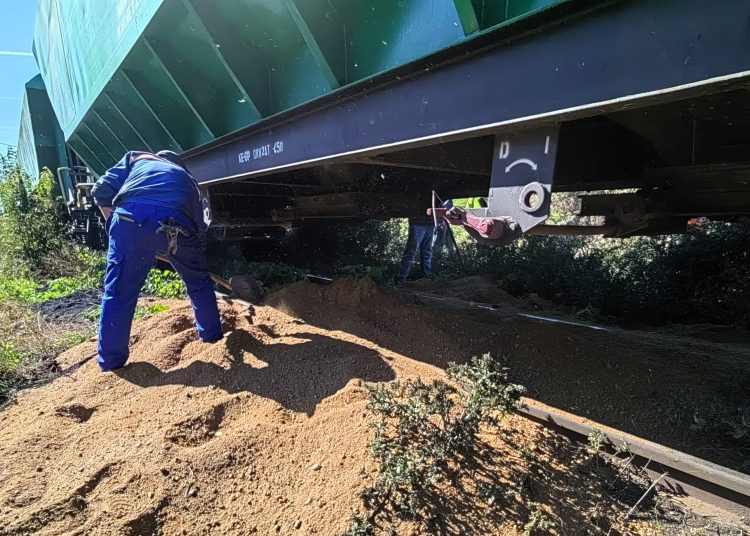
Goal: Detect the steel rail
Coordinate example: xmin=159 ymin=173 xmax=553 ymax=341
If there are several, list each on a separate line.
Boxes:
xmin=516 ymin=399 xmax=750 ymax=526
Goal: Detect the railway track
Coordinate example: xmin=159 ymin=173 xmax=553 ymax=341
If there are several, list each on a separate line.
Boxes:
xmin=518 ymin=399 xmax=750 ymax=529
xmin=402 ymin=287 xmax=750 ymax=526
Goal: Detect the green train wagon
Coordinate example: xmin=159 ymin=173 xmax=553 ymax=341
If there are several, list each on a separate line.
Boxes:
xmin=16 ymin=75 xmax=69 ymax=183
xmin=31 ymin=0 xmax=561 ymax=175
xmin=19 ymin=0 xmax=750 ymax=242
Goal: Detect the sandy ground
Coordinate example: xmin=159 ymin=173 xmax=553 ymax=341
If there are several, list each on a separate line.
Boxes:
xmin=277 ymin=275 xmax=750 ymax=472
xmin=0 ymin=277 xmax=747 ymax=535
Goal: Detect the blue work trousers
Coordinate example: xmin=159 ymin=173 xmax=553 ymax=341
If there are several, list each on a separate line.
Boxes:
xmin=97 ymin=203 xmax=222 ymax=371
xmin=398 ymin=221 xmax=435 ymax=279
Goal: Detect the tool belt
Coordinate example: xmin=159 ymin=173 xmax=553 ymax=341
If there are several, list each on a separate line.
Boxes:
xmin=156 ymin=219 xmax=191 ymax=255
xmin=116 ymin=211 xmax=194 ymax=255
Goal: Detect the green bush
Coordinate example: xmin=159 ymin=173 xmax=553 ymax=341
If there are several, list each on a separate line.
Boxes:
xmin=448 ymin=223 xmax=750 ymax=327
xmin=0 ymin=154 xmax=71 ymax=278
xmin=142 ymin=269 xmax=187 ymax=298
xmin=276 ymin=220 xmax=406 ymax=272
xmin=344 ymin=354 xmax=524 ymax=534
xmin=604 ymin=223 xmax=750 ymax=326
xmin=271 ymin=217 xmax=750 ymax=328
xmin=244 ymin=261 xmax=302 ymax=290
xmin=335 ymin=264 xmax=389 ymax=283
xmin=208 ymin=253 xmax=305 ymax=292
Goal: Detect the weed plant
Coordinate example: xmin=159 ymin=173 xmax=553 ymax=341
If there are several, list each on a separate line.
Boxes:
xmin=343 ymin=354 xmax=524 ymax=535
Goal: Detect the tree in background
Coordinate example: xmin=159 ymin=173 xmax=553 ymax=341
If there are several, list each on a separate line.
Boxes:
xmin=0 ymin=149 xmax=70 ymax=277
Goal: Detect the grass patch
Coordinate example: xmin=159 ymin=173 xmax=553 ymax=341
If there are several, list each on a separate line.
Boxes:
xmin=40 ymin=275 xmax=100 ymax=301
xmin=0 ymin=245 xmax=103 ymax=304
xmin=0 ymin=277 xmax=40 ymax=303
xmin=135 ymin=303 xmax=171 ymax=320
xmin=0 ymin=302 xmax=96 ymax=404
xmin=143 ymin=269 xmax=186 ymax=298
xmin=1 ymin=297 xmax=173 ymax=404
xmin=0 ymin=274 xmax=100 ymax=304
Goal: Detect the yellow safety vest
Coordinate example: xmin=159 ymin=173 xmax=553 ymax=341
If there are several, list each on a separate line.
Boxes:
xmin=451 ymin=197 xmax=486 ymax=209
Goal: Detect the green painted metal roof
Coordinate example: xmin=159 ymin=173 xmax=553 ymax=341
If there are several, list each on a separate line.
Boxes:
xmin=34 ymin=0 xmax=564 ymax=175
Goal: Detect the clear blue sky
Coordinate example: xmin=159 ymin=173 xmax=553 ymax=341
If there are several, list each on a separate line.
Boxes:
xmin=0 ymin=1 xmax=39 ymax=150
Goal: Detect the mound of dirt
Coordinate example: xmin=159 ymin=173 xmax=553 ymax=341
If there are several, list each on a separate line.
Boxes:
xmin=0 ymin=298 xmax=392 ymax=535
xmin=269 ymin=278 xmax=750 ymax=474
xmin=0 ymin=278 xmax=746 ymax=535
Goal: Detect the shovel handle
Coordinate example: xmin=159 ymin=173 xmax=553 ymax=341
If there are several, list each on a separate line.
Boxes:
xmin=154 ymin=253 xmax=233 ymax=293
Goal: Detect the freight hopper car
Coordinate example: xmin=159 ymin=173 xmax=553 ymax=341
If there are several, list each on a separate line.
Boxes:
xmin=17 ymin=0 xmax=750 ymax=244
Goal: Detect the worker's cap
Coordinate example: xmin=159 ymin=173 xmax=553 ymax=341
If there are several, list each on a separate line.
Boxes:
xmin=156 ymin=150 xmax=187 ymax=170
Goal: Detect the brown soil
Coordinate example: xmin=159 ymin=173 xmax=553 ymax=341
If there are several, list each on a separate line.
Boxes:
xmin=271 ymin=277 xmax=750 ymax=472
xmin=0 ymin=278 xmax=746 ymax=535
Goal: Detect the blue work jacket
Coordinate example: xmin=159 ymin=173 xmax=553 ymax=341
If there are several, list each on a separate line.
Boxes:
xmin=91 ymin=152 xmax=205 ymax=231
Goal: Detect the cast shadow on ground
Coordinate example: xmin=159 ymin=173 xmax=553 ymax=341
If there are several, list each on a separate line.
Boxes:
xmin=115 ymin=330 xmax=396 ymax=416
xmin=268 ymin=291 xmax=750 ymax=474
xmin=365 ymin=431 xmax=657 ymax=536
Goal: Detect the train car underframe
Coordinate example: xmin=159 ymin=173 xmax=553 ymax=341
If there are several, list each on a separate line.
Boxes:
xmin=180 ymin=0 xmax=750 ymax=245
xmin=202 ymin=96 xmax=750 ymax=245
xmin=203 ymin=87 xmax=750 ymax=244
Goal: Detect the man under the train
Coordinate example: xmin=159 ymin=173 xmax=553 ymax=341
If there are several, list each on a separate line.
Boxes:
xmin=91 ymin=150 xmax=222 ymax=372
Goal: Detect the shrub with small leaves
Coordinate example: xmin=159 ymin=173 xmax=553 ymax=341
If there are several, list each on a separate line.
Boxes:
xmin=523 ymin=503 xmax=554 ymax=536
xmin=335 ymin=264 xmax=389 ymax=283
xmin=615 ymin=441 xmax=632 ymax=456
xmin=690 ymin=395 xmax=750 ymax=469
xmin=344 ymin=354 xmax=524 ymax=534
xmin=341 ymin=513 xmax=375 ymax=536
xmin=477 ymin=482 xmax=514 ymax=506
xmin=588 ymin=429 xmax=605 ymax=452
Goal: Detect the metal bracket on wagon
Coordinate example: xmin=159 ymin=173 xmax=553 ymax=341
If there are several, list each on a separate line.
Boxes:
xmin=488 ymin=124 xmax=560 ymax=232
xmin=427 ymin=125 xmax=559 ymax=245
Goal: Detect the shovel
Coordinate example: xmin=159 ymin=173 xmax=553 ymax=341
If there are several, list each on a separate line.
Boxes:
xmin=154 ymin=253 xmax=261 ymax=303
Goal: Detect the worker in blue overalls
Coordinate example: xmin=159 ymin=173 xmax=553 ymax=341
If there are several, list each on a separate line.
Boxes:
xmin=394 ymin=216 xmax=436 ymax=284
xmin=91 ymin=151 xmax=222 ymax=372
